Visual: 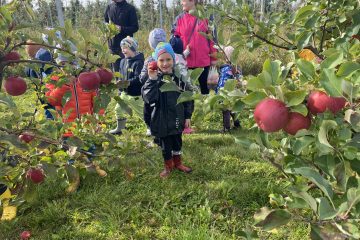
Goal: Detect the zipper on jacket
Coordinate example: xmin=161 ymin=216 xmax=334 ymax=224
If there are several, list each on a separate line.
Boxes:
xmin=73 ymin=82 xmax=81 ymax=119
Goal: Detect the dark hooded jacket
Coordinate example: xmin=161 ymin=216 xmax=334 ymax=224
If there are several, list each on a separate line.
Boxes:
xmin=104 ymin=0 xmax=139 ymax=55
xmin=119 ymin=52 xmax=144 ymax=96
xmin=142 ymin=74 xmax=192 ymax=138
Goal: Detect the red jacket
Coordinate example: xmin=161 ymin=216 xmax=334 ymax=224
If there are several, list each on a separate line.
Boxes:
xmin=172 ymin=12 xmax=217 ymax=68
xmin=46 ymin=76 xmax=97 ymax=136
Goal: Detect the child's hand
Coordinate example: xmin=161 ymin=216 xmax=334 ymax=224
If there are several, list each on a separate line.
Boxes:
xmin=184 ymin=119 xmax=191 ymax=128
xmin=148 ymin=62 xmax=158 ymax=80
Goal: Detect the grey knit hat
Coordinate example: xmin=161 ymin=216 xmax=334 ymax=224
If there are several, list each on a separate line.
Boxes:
xmin=148 ymin=28 xmax=166 ymax=49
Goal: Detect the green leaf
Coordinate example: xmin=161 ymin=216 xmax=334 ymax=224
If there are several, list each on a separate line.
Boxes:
xmin=296 ymin=31 xmax=312 ymax=50
xmin=318 ymin=197 xmax=337 ymax=220
xmin=159 ymin=82 xmax=179 ymax=92
xmin=337 ymin=62 xmax=360 ymax=77
xmin=334 ymin=162 xmax=347 ymax=192
xmin=189 ymin=68 xmax=204 ymax=83
xmin=254 ymin=208 xmax=292 ymax=231
xmin=296 ymin=59 xmax=315 ymax=80
xmin=293 ymin=167 xmax=334 ymax=201
xmin=263 ymin=59 xmax=282 ymax=85
xmin=347 ymin=188 xmax=360 ymax=214
xmin=295 ymin=5 xmax=315 ymax=22
xmin=312 ymin=223 xmax=351 ymax=239
xmin=291 ymin=104 xmax=308 ymax=117
xmin=284 ymin=90 xmax=307 ymax=107
xmin=246 ymin=74 xmax=271 ymax=91
xmin=224 ymin=79 xmax=237 ymax=92
xmin=320 ymin=51 xmax=344 ymax=69
xmin=288 ymin=187 xmax=317 ymax=212
xmin=318 ymin=120 xmax=337 ymax=149
xmin=293 ymin=136 xmax=314 ymax=155
xmin=304 ymin=13 xmax=320 ymax=29
xmin=232 ymin=100 xmax=244 ymax=112
xmin=234 ymin=137 xmax=253 ymax=148
xmin=241 ymin=92 xmax=267 ymax=107
xmin=314 ymin=155 xmax=336 ymax=179
xmin=62 ymin=91 xmax=72 ymax=106
xmin=320 ymin=68 xmax=343 ymax=97
xmin=0 ymin=93 xmax=17 ymax=108
xmin=177 ymin=91 xmax=193 ymax=104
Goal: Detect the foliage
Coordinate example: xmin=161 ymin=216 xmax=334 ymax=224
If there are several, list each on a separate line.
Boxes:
xmin=191 ymin=0 xmax=360 ymax=238
xmin=0 ymin=0 xmax=145 ymax=218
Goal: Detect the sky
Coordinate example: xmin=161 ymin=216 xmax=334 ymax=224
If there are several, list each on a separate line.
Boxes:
xmin=63 ymin=0 xmax=173 ymax=8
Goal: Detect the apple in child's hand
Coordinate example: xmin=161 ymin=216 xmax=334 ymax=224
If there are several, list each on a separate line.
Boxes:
xmin=148 ymin=61 xmax=158 ymax=71
xmin=20 ymin=230 xmax=31 ymax=239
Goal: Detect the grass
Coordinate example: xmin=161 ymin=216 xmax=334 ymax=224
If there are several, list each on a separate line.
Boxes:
xmin=0 ymin=115 xmax=309 ymax=239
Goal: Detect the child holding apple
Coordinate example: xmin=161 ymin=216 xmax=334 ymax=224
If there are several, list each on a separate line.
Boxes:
xmin=142 ymin=42 xmax=193 ymax=178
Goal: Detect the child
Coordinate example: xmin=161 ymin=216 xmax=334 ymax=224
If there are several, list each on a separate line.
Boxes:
xmin=216 ymin=46 xmax=242 ymax=132
xmin=109 ymin=36 xmax=144 ymax=135
xmin=45 ymin=65 xmax=107 ymax=192
xmin=140 ymin=28 xmax=167 ymax=136
xmin=170 ymin=36 xmax=197 ymax=134
xmin=142 ymin=42 xmax=192 ymax=178
xmin=25 ymin=43 xmax=55 ymax=119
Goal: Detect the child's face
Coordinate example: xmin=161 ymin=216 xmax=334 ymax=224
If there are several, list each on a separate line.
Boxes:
xmin=181 ymin=0 xmax=195 ymax=12
xmin=121 ymin=46 xmax=135 ymax=58
xmin=157 ymin=53 xmax=174 ymax=74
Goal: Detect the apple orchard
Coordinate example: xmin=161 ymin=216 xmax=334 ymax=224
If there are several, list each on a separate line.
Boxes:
xmin=1 ymin=0 xmax=360 ymax=238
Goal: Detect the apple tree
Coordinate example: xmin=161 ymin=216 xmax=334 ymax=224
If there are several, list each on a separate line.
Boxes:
xmin=0 ymin=0 xmax=144 ymax=220
xmin=192 ymin=0 xmax=360 ymax=238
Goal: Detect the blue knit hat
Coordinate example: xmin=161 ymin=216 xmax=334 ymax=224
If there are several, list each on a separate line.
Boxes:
xmin=148 ymin=28 xmax=166 ymax=49
xmin=154 ymin=42 xmax=175 ymax=61
xmin=120 ymin=36 xmax=138 ymax=53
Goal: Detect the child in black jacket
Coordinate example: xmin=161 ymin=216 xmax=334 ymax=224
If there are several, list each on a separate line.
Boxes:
xmin=142 ymin=42 xmax=192 ymax=178
xmin=109 ymin=36 xmax=144 ymax=134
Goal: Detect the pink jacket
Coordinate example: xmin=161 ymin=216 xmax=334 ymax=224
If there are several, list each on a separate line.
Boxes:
xmin=172 ymin=12 xmax=217 ymax=68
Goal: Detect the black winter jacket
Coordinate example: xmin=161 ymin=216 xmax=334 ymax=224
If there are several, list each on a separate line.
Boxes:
xmin=119 ymin=52 xmax=144 ymax=96
xmin=104 ymin=1 xmax=139 ymax=55
xmin=142 ymin=74 xmax=192 ymax=138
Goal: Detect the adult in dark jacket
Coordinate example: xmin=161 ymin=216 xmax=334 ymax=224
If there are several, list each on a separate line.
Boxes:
xmin=104 ymin=0 xmax=139 ymax=72
xmin=142 ymin=42 xmax=192 ymax=178
xmin=109 ymin=36 xmax=144 ymax=135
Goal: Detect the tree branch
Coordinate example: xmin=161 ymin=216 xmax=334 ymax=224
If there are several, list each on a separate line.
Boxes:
xmin=224 ymin=15 xmax=296 ymax=50
xmin=319 ymin=0 xmax=331 ymax=52
xmin=2 ymin=59 xmax=62 ymax=68
xmin=10 ymin=42 xmax=102 ymax=67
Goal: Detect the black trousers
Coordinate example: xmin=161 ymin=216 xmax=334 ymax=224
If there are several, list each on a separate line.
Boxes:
xmin=190 ymin=66 xmax=210 ymax=95
xmin=159 ymin=134 xmax=182 ymax=161
xmin=143 ymin=102 xmax=153 ymax=128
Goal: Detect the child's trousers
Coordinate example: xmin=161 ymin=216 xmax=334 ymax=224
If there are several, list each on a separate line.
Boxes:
xmin=159 ymin=134 xmax=182 ymax=161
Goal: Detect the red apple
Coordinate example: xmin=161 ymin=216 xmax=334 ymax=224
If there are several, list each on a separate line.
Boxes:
xmin=148 ymin=61 xmax=158 ymax=71
xmin=4 ymin=76 xmax=27 ymax=96
xmin=283 ymin=112 xmax=311 ymax=135
xmin=26 ymin=168 xmax=45 ymax=184
xmin=4 ymin=51 xmax=20 ymax=61
xmin=254 ymin=98 xmax=290 ymax=132
xmin=78 ymin=72 xmax=101 ymax=91
xmin=20 ymin=230 xmax=31 ymax=240
xmin=96 ymin=68 xmax=113 ymax=85
xmin=19 ymin=132 xmax=35 ymax=143
xmin=327 ymin=97 xmax=347 ymax=114
xmin=307 ymin=91 xmax=330 ymax=115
